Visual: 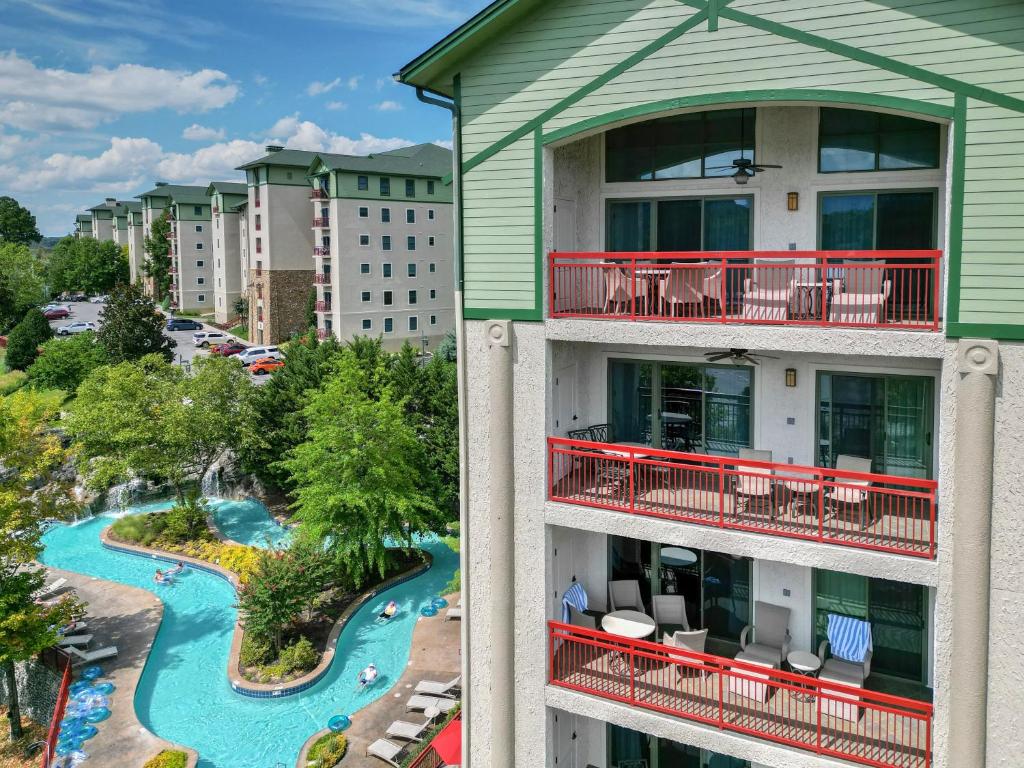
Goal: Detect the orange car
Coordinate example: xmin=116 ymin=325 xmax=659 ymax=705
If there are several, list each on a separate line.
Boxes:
xmin=249 ymin=357 xmax=285 ymax=375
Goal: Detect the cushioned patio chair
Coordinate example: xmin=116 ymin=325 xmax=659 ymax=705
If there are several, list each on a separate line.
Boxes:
xmin=414 ymin=675 xmax=461 ymax=698
xmin=741 ymin=263 xmax=795 ymax=321
xmin=737 ymin=601 xmax=791 ymax=667
xmin=825 ymin=454 xmax=874 ymax=528
xmin=385 ymin=719 xmax=432 ymax=743
xmin=68 ymin=645 xmax=118 ymax=666
xmin=366 ymin=739 xmax=406 ymax=767
xmin=828 ymin=263 xmax=892 ymax=325
xmin=406 ymin=695 xmax=459 ymax=713
xmin=664 ymin=628 xmax=711 ymax=680
xmin=734 ymin=448 xmax=775 ymax=518
xmin=608 ymin=580 xmax=645 ymax=613
xmin=569 ymin=605 xmax=597 ymax=629
xmin=659 ymin=267 xmax=706 ymax=318
xmin=652 ymin=594 xmax=690 ymax=638
xmin=603 ymin=267 xmax=650 ymax=316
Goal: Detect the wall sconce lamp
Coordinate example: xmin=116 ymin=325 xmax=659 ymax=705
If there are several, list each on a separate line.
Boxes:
xmin=787 ymin=192 xmax=799 ymax=212
xmin=785 ymin=368 xmax=797 ymax=388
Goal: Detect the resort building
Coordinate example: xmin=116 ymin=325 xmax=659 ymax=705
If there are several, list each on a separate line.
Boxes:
xmin=207 ymin=181 xmax=248 ymax=324
xmin=163 ymin=186 xmax=214 ymax=312
xmin=236 ymin=199 xmax=250 ymax=298
xmin=236 ymin=147 xmax=317 ymax=345
xmin=306 ymin=143 xmax=455 ymax=349
xmin=74 ymin=214 xmax=93 ymax=239
xmin=125 ymin=205 xmax=145 ymax=285
xmin=398 ymin=3 xmax=1024 ymax=768
xmin=87 ymin=198 xmax=117 ymax=242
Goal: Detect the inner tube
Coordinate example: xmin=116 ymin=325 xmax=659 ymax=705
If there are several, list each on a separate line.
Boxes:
xmin=85 ymin=707 xmax=110 ymax=723
xmin=420 ymin=605 xmax=438 ymax=617
xmin=93 ymin=682 xmax=115 ymax=695
xmin=431 ymin=597 xmax=448 ymax=609
xmin=327 ymin=714 xmax=351 ymax=732
xmin=81 ymin=666 xmax=102 ymax=681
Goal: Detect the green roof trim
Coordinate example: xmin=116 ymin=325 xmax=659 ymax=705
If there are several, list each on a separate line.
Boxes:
xmin=75 ymin=214 xmax=92 ymax=223
xmin=236 ymin=149 xmax=321 ymax=171
xmin=304 ymin=143 xmax=452 ymax=178
xmin=206 ymin=181 xmax=247 ymax=196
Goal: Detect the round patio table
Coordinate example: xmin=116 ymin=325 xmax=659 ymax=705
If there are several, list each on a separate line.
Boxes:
xmin=659 ymin=547 xmax=698 ymax=568
xmin=601 ymin=610 xmax=656 ymax=639
xmin=787 ymin=650 xmax=822 ymax=701
xmin=780 ymin=477 xmax=818 ymax=517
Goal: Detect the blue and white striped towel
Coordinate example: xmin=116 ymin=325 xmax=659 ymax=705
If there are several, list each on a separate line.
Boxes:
xmin=828 ymin=613 xmax=872 ymax=663
xmin=562 ymin=582 xmax=589 ymax=624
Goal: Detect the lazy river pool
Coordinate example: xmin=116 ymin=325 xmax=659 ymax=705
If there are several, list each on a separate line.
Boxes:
xmin=40 ymin=498 xmax=458 ymax=768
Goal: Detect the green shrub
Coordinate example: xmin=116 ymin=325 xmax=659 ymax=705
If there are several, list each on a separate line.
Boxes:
xmin=308 ymin=733 xmax=348 ymax=766
xmin=163 ymin=492 xmax=211 ymax=543
xmin=110 ymin=512 xmax=168 ymax=547
xmin=444 ymin=568 xmax=460 ymax=596
xmin=143 ymin=750 xmax=188 ymax=768
xmin=5 ymin=308 xmax=53 ymax=370
xmin=27 ymin=332 xmax=108 ymax=393
xmin=279 ymin=636 xmax=318 ymax=674
xmin=239 ymin=633 xmax=273 ymax=667
xmin=0 ymin=368 xmax=26 ymax=394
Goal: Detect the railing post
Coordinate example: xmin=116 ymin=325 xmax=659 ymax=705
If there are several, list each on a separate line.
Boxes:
xmin=817 ymin=475 xmax=825 ymax=542
xmin=720 ymin=255 xmax=728 ymax=323
xmin=821 ymin=252 xmax=829 ymax=327
xmin=629 ymin=448 xmax=636 ymax=515
xmin=630 ymin=256 xmax=638 ymax=320
xmin=629 ymin=648 xmax=636 ymax=705
xmin=718 ymin=461 xmax=726 ymax=528
xmin=933 ymin=253 xmax=941 ymax=331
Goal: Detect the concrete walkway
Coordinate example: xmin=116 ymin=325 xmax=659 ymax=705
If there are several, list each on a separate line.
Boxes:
xmin=45 ymin=567 xmax=198 ymax=768
xmin=307 ymin=592 xmax=461 ymax=768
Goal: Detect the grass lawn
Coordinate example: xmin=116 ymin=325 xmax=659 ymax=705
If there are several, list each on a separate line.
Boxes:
xmin=0 ymin=709 xmax=46 ymax=768
xmin=228 ymin=324 xmax=248 ymax=341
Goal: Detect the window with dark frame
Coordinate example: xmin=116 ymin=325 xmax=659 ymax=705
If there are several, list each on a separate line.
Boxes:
xmin=405 ymin=179 xmax=416 ymax=197
xmin=819 ymin=108 xmax=940 ymax=173
xmin=380 ymin=177 xmax=391 ymax=196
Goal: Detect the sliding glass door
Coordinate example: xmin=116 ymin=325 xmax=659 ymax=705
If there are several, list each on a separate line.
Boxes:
xmin=606 ymin=196 xmax=752 ymax=252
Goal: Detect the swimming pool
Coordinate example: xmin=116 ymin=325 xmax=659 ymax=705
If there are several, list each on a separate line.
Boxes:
xmin=40 ymin=501 xmax=458 ymax=768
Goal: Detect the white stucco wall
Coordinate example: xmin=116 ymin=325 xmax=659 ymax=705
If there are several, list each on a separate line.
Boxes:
xmin=171 ymin=216 xmax=214 ymax=312
xmin=212 ymin=209 xmax=242 ymax=324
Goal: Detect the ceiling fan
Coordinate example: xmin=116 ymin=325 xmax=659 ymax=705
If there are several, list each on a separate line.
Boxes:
xmin=703 ymin=348 xmax=778 ymax=365
xmin=705 ymin=157 xmax=783 ymax=185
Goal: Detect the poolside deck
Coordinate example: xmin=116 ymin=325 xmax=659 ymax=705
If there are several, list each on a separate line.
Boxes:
xmin=42 ymin=567 xmax=199 ymax=768
xmin=307 ymin=591 xmax=462 ymax=768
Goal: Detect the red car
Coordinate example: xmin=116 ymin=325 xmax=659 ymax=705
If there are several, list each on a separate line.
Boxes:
xmin=213 ymin=342 xmax=248 ymax=357
xmin=43 ymin=307 xmax=70 ymax=320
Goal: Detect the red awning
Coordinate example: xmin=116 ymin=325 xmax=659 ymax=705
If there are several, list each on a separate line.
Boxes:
xmin=432 ymin=717 xmax=461 ymax=766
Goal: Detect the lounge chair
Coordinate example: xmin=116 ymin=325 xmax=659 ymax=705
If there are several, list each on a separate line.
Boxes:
xmin=68 ymin=645 xmax=118 ymax=666
xmin=414 ymin=675 xmax=461 ymax=698
xmin=57 ymin=635 xmax=93 ymax=648
xmin=32 ymin=577 xmax=67 ymax=600
xmin=603 ymin=267 xmax=650 ymax=316
xmin=366 ymin=738 xmax=406 ymax=767
xmin=406 ymin=695 xmax=459 ymax=713
xmin=828 ymin=263 xmax=891 ymax=325
xmin=607 ymin=580 xmax=644 ymax=612
xmin=734 ymin=449 xmax=775 ymax=518
xmin=737 ymin=601 xmax=791 ymax=668
xmin=652 ymin=594 xmax=690 ymax=638
xmin=825 ymin=454 xmax=874 ymax=528
xmin=444 ymin=605 xmax=462 ymax=621
xmin=741 ymin=263 xmax=795 ymax=321
xmin=385 ymin=719 xmax=432 ymax=743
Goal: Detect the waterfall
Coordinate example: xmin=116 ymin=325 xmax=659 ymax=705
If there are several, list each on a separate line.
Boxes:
xmin=104 ymin=477 xmax=145 ymax=514
xmin=201 ymin=462 xmax=222 ymax=499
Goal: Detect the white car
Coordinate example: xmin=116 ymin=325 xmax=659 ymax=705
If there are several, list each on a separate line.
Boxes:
xmin=231 ymin=346 xmax=283 ymax=366
xmin=192 ymin=331 xmax=226 ymax=348
xmin=89 ymin=295 xmax=108 ymax=304
xmin=57 ymin=321 xmax=97 ymax=336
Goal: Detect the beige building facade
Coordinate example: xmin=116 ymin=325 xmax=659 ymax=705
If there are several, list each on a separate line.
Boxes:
xmin=208 ymin=182 xmax=247 ymax=324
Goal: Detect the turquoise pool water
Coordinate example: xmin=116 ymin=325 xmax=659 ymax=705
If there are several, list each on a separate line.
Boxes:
xmin=40 ymin=501 xmax=458 ymax=768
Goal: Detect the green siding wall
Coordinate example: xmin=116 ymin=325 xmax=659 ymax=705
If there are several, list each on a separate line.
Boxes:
xmin=453 ymin=0 xmax=1024 ymax=334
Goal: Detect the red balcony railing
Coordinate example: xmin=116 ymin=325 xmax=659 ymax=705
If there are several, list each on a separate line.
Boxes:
xmin=550 ymin=251 xmax=941 ymax=331
xmin=313 ymin=246 xmax=330 ymax=257
xmin=310 ymin=188 xmax=329 ymax=200
xmin=549 ymin=438 xmax=937 ymax=558
xmin=316 ymin=327 xmax=331 ymax=340
xmin=313 ymin=273 xmax=330 ymax=284
xmin=408 ymin=711 xmax=461 ymax=768
xmin=312 ymin=217 xmax=330 ymax=228
xmin=549 ymin=622 xmax=931 ymax=768
xmin=40 ymin=653 xmax=72 ymax=768
xmin=212 ymin=205 xmax=219 ymax=213
xmin=315 ymin=300 xmax=332 ymax=312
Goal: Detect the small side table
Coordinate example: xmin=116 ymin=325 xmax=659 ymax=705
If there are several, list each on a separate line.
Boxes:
xmin=787 ymin=650 xmax=822 ymax=702
xmin=423 ymin=706 xmax=442 ymax=724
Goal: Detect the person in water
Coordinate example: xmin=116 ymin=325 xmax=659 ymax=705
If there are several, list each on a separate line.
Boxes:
xmin=168 ymin=561 xmax=185 ymax=575
xmin=378 ymin=600 xmax=397 ymax=620
xmin=154 ymin=569 xmax=167 ymax=584
xmin=357 ymin=663 xmax=378 ymax=688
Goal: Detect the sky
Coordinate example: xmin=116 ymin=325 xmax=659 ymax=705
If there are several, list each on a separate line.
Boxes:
xmin=0 ymin=0 xmax=492 ymax=236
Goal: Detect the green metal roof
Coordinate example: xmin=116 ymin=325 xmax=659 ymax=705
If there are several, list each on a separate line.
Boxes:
xmin=75 ymin=214 xmax=92 ymax=223
xmin=206 ymin=181 xmax=247 ymax=196
xmin=135 ymin=183 xmax=205 ymax=202
xmin=236 ymin=149 xmax=321 ymax=171
xmin=230 ymin=199 xmax=248 ymax=212
xmin=307 ymin=142 xmax=452 ymax=178
xmin=87 ymin=199 xmax=119 ymax=213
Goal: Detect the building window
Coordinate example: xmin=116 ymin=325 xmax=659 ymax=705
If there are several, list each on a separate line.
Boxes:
xmin=606 ymin=196 xmax=752 ymax=251
xmin=197 ymin=293 xmax=206 ymax=302
xmin=382 ymin=235 xmax=392 ymax=251
xmin=427 ymin=180 xmax=436 ymax=195
xmin=407 ymin=236 xmax=416 ymax=251
xmin=197 ymin=277 xmax=205 ymax=285
xmin=605 ymin=108 xmax=755 ymax=182
xmin=430 ymin=289 xmax=437 ymax=300
xmin=383 ymin=263 xmax=392 ymax=278
xmin=359 ymin=234 xmax=370 ymax=246
xmin=383 ymin=290 xmax=393 ymax=306
xmin=358 ymin=175 xmax=369 ymax=191
xmin=819 ymin=108 xmax=941 ymax=173
xmin=380 ymin=177 xmax=391 ymax=196
xmin=408 ymin=316 xmax=418 ymax=331
xmin=256 ymin=237 xmax=262 ymax=253
xmin=195 ymin=224 xmax=203 ymax=232
xmin=408 ymin=290 xmax=417 ymax=305
xmin=384 ymin=318 xmax=394 ymax=333
xmin=428 ymin=236 xmax=435 ymax=247
xmin=361 ymin=318 xmax=372 ymax=331
xmin=195 ymin=242 xmax=204 ymax=250
xmin=217 ymin=258 xmax=221 ymax=267
xmin=406 ymin=209 xmax=415 ymax=224
xmin=353 ymin=289 xmax=367 ymax=304
xmin=381 ymin=208 xmax=391 ymax=223
xmin=360 ymin=263 xmax=370 ymax=274
xmin=429 ymin=263 xmax=436 ymax=273
xmin=819 ymin=190 xmax=936 ymax=252
xmin=359 ymin=206 xmax=369 ymax=218
xmin=407 ymin=263 xmax=417 ymax=278
xmin=430 ymin=315 xmax=437 ymax=325
xmin=428 ymin=209 xmax=435 ymax=220
xmin=405 ymin=179 xmax=416 ymax=197
xmin=196 ymin=260 xmax=205 ymax=268
xmin=193 ymin=205 xmax=203 ymax=215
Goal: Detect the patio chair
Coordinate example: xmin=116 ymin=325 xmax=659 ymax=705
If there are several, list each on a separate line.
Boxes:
xmin=659 ymin=267 xmax=705 ymax=318
xmin=825 ymin=454 xmax=874 ymax=528
xmin=68 ymin=645 xmax=118 ymax=666
xmin=734 ymin=449 xmax=775 ymax=518
xmin=664 ymin=629 xmax=710 ymax=679
xmin=608 ymin=580 xmax=645 ymax=612
xmin=32 ymin=577 xmax=67 ymax=600
xmin=603 ymin=267 xmax=650 ymax=316
xmin=741 ymin=263 xmax=795 ymax=321
xmin=818 ymin=613 xmax=872 ymax=683
xmin=569 ymin=606 xmax=597 ymax=629
xmin=828 ymin=262 xmax=891 ymax=325
xmin=415 ymin=675 xmax=461 ymax=698
xmin=57 ymin=635 xmax=93 ymax=648
xmin=366 ymin=739 xmax=406 ymax=767
xmin=652 ymin=594 xmax=690 ymax=638
xmin=702 ymin=268 xmax=724 ymax=317
xmin=444 ymin=605 xmax=462 ymax=621
xmin=737 ymin=601 xmax=791 ymax=667
xmin=587 ymin=424 xmax=610 ymax=442
xmin=385 ymin=718 xmax=432 ymax=743
xmin=406 ymin=695 xmax=459 ymax=713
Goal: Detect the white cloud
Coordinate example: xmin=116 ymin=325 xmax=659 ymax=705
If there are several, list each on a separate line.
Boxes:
xmin=433 ymin=139 xmax=454 ymax=151
xmin=325 ymin=101 xmax=347 ymax=111
xmin=156 ymin=139 xmax=265 ymax=183
xmin=306 ymin=77 xmax=341 ymax=96
xmin=0 ymin=50 xmax=239 ymax=131
xmin=375 ymin=77 xmax=397 ymax=90
xmin=182 ymin=124 xmax=226 ymax=141
xmin=375 ymin=100 xmax=403 ymax=112
xmin=254 ymin=0 xmax=472 ymax=27
xmin=253 ymin=73 xmax=269 ymax=87
xmin=264 ymin=115 xmax=414 ymax=155
xmin=346 ymin=75 xmax=363 ymax=91
xmin=11 ymin=136 xmax=164 ymax=192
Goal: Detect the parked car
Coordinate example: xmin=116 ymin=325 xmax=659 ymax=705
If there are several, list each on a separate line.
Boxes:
xmin=63 ymin=292 xmax=88 ymax=302
xmin=166 ymin=317 xmax=203 ymax=332
xmin=213 ymin=341 xmax=248 ymax=357
xmin=192 ymin=331 xmax=227 ymax=348
xmin=89 ymin=295 xmax=108 ymax=304
xmin=231 ymin=346 xmax=283 ymax=366
xmin=248 ymin=357 xmax=285 ymax=376
xmin=43 ymin=307 xmax=70 ymax=320
xmin=57 ymin=321 xmax=97 ymax=336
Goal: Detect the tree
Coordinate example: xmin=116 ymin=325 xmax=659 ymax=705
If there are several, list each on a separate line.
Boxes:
xmin=96 ymin=282 xmax=175 ymax=363
xmin=435 ymin=329 xmax=457 ymax=362
xmin=4 ymin=308 xmax=53 ymax=371
xmin=0 ymin=271 xmax=17 ymax=333
xmin=0 ymin=243 xmax=45 ymax=320
xmin=66 ymin=354 xmax=250 ymax=502
xmin=142 ymin=212 xmax=172 ymax=299
xmin=233 ymin=294 xmax=249 ymax=324
xmin=303 ymin=288 xmax=317 ymax=331
xmin=0 ymin=197 xmax=40 ymax=246
xmin=278 ymin=353 xmax=442 ymax=584
xmin=419 ymin=354 xmax=460 ymax=516
xmin=48 ymin=237 xmax=129 ymax=295
xmin=26 ymin=332 xmax=109 ymax=393
xmin=236 ymin=547 xmax=317 ymax=652
xmin=0 ymin=390 xmax=80 ymax=741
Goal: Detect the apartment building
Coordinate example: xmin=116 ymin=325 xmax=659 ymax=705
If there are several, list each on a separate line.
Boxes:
xmin=74 ymin=214 xmax=92 ymax=239
xmin=399 ymin=3 xmax=1024 ymax=768
xmin=164 ymin=186 xmax=214 ymax=312
xmin=207 ymin=181 xmax=247 ymax=324
xmin=307 ymin=143 xmax=454 ymax=349
xmin=235 ymin=199 xmax=249 ymax=298
xmin=137 ymin=182 xmax=177 ymax=297
xmin=124 ymin=205 xmax=145 ymax=285
xmin=236 ymin=147 xmax=317 ymax=344
xmin=87 ymin=198 xmax=117 ymax=242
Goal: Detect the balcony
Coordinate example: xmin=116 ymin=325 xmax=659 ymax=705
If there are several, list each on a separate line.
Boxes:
xmin=313 ymin=246 xmax=330 ymax=257
xmin=316 ymin=328 xmax=331 ymax=340
xmin=212 ymin=205 xmax=219 ymax=213
xmin=549 ymin=438 xmax=936 ymax=559
xmin=313 ymin=273 xmax=330 ymax=285
xmin=315 ymin=300 xmax=332 ymax=313
xmin=548 ymin=622 xmax=931 ymax=768
xmin=409 ymin=711 xmax=461 ymax=768
xmin=310 ymin=188 xmax=329 ymax=200
xmin=549 ymin=251 xmax=941 ymax=331
xmin=312 ymin=217 xmax=330 ymax=228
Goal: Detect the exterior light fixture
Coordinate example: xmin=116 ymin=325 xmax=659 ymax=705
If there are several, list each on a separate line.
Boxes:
xmin=785 ymin=368 xmax=797 ymax=388
xmin=787 ymin=192 xmax=799 ymax=211
xmin=733 ymin=167 xmax=752 ymax=185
